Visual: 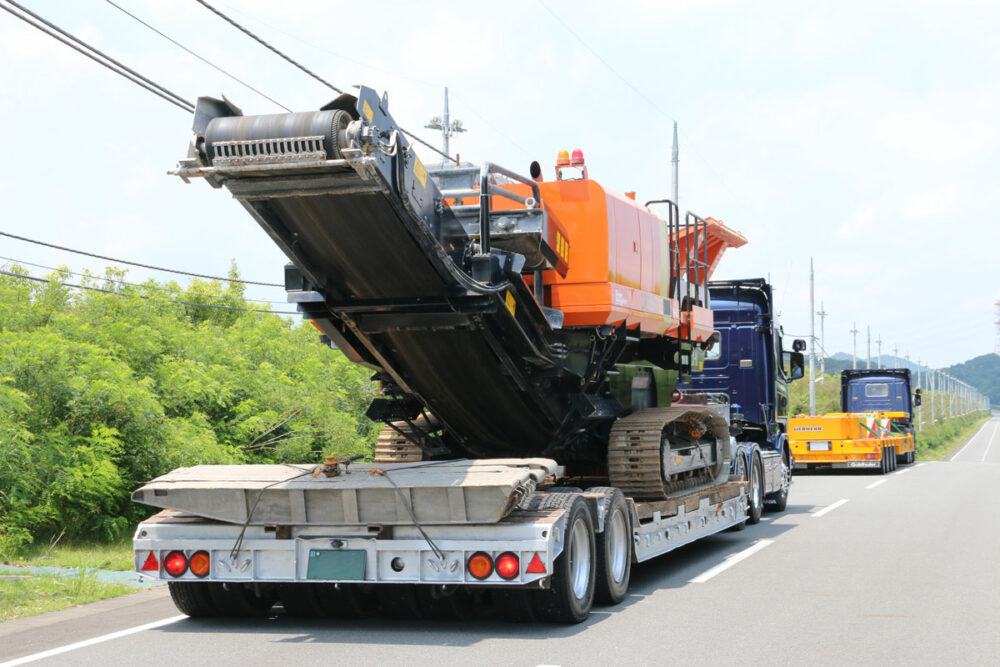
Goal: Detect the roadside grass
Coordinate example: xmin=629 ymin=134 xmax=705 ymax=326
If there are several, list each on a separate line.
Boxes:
xmin=0 ymin=572 xmax=135 ymax=623
xmin=4 ymin=538 xmax=133 ymax=572
xmin=916 ymin=413 xmax=990 ymax=461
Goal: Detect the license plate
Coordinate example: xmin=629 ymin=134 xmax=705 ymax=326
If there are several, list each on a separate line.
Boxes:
xmin=306 ymin=549 xmax=367 ymax=580
xmin=808 ymin=441 xmax=832 ymax=451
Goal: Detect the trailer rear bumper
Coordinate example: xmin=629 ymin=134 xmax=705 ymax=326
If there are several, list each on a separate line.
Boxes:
xmin=134 ymin=509 xmax=566 ymax=588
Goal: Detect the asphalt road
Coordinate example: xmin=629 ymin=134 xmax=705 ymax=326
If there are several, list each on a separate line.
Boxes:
xmin=3 ymin=417 xmax=999 ymax=667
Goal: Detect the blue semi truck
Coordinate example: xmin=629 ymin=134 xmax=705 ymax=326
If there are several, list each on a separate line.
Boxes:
xmin=682 ymin=278 xmax=806 ymax=521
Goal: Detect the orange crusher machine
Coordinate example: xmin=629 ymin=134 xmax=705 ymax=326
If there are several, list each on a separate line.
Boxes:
xmin=175 ymin=86 xmax=746 ymax=497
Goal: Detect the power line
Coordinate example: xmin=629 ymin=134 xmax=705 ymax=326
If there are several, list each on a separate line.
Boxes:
xmin=0 ymin=268 xmax=299 ymax=316
xmin=103 ymin=0 xmax=290 ymax=112
xmin=193 ymin=0 xmax=457 ymax=164
xmin=194 ymin=0 xmax=342 ymax=94
xmin=0 ymin=0 xmax=193 ymax=113
xmin=0 ymin=255 xmax=286 ymax=304
xmin=0 ymin=230 xmax=283 ymax=287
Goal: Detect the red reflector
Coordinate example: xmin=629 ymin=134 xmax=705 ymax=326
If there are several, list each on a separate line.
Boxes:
xmin=525 ymin=553 xmax=546 ymax=574
xmin=495 ymin=552 xmax=520 ymax=580
xmin=164 ymin=551 xmax=188 ymax=577
xmin=140 ymin=552 xmax=158 ymax=571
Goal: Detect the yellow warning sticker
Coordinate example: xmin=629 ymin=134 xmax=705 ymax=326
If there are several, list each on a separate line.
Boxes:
xmin=413 ymin=154 xmax=427 ymax=188
xmin=362 ymin=99 xmax=374 ymax=122
xmin=505 ymin=290 xmax=516 ymax=317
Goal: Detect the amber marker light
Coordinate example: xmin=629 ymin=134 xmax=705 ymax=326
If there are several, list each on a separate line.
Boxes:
xmin=189 ymin=550 xmax=211 ymax=578
xmin=467 ymin=552 xmax=493 ymax=580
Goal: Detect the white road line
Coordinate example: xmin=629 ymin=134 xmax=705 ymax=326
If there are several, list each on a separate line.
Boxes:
xmin=915 ymin=462 xmax=927 ymax=468
xmin=865 ymin=479 xmax=888 ymax=489
xmin=689 ymin=539 xmax=774 ymax=583
xmin=951 ymin=421 xmax=991 ymax=461
xmin=0 ymin=615 xmax=186 ymax=667
xmin=896 ymin=468 xmax=911 ymax=475
xmin=812 ymin=498 xmax=850 ymax=517
xmin=980 ymin=422 xmax=999 ymax=463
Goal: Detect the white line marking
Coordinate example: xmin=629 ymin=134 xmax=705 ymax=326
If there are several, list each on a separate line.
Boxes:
xmin=0 ymin=615 xmax=186 ymax=666
xmin=812 ymin=498 xmax=850 ymax=517
xmin=952 ymin=421 xmax=991 ymax=461
xmin=865 ymin=479 xmax=888 ymax=489
xmin=689 ymin=539 xmax=773 ymax=583
xmin=915 ymin=462 xmax=927 ymax=468
xmin=980 ymin=422 xmax=999 ymax=463
xmin=896 ymin=468 xmax=911 ymax=475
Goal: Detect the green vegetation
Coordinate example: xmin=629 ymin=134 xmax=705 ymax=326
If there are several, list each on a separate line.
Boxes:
xmin=914 ymin=414 xmax=989 ymax=461
xmin=7 ymin=538 xmax=133 ymax=571
xmin=0 ymin=263 xmax=376 ymax=558
xmin=946 ymin=353 xmax=1000 ymax=405
xmin=789 ymin=374 xmax=841 ymax=416
xmin=0 ymin=572 xmax=135 ymax=622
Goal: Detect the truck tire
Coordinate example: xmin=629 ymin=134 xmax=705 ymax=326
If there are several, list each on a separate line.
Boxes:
xmin=168 ymin=582 xmax=218 ymax=617
xmin=878 ymin=449 xmax=888 ymax=474
xmin=586 ymin=487 xmax=632 ymax=606
xmin=767 ymin=487 xmax=789 ymax=512
xmin=207 ymin=582 xmax=274 ymax=617
xmin=747 ymin=454 xmax=763 ymax=525
xmin=529 ymin=495 xmax=596 ymax=624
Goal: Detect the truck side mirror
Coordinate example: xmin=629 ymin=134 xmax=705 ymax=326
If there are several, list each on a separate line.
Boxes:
xmin=792 ymin=339 xmax=807 ymax=352
xmin=913 ymin=388 xmax=922 ymax=407
xmin=786 ymin=351 xmax=805 ymax=380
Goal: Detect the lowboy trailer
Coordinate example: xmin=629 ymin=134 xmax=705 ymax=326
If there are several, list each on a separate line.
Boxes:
xmin=133 ymin=85 xmax=802 ymax=623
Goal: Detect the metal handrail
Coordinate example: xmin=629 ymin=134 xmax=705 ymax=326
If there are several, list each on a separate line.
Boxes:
xmin=478 ymin=162 xmax=541 ymax=254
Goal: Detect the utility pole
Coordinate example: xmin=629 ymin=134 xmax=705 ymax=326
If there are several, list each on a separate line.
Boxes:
xmin=817 ymin=302 xmax=827 ymax=378
xmin=850 ymin=322 xmax=859 ymax=370
xmin=808 ymin=257 xmax=816 ymax=415
xmin=671 ymin=121 xmax=679 ymax=207
xmin=930 ymin=368 xmax=936 ymax=424
xmin=875 ymin=334 xmax=883 ymax=368
xmin=424 ymin=87 xmax=466 ymax=161
xmin=893 ymin=345 xmax=899 ymax=367
xmin=916 ymin=358 xmax=923 ymax=432
xmin=866 ymin=326 xmax=871 ymax=370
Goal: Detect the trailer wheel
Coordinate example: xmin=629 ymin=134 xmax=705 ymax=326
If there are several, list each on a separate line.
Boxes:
xmin=747 ymin=454 xmax=763 ymax=525
xmin=530 ymin=495 xmax=596 ymax=624
xmin=586 ymin=488 xmax=632 ymax=606
xmin=879 ymin=448 xmax=889 ymax=474
xmin=168 ymin=582 xmax=218 ymax=617
xmin=207 ymin=582 xmax=274 ymax=617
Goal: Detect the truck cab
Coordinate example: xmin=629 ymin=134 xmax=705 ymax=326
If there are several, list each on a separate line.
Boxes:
xmin=841 ymin=369 xmax=920 ymax=416
xmin=679 ymin=279 xmax=805 ymax=516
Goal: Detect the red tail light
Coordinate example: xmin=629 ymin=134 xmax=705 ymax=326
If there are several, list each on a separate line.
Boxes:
xmin=467 ymin=552 xmax=493 ymax=580
xmin=140 ymin=552 xmax=158 ymax=572
xmin=164 ymin=551 xmax=188 ymax=577
xmin=495 ymin=552 xmax=520 ymax=580
xmin=525 ymin=553 xmax=546 ymax=574
xmin=189 ymin=551 xmax=211 ymax=578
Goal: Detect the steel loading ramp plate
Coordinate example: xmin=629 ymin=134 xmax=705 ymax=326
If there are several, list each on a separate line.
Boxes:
xmin=132 ymin=459 xmax=557 ymax=526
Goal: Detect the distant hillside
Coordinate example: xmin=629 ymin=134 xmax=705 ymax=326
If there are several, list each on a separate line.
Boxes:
xmin=946 ymin=353 xmax=1000 ymax=405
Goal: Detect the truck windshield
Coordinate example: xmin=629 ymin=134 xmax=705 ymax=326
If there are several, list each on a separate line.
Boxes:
xmin=864 ymin=383 xmax=889 ymax=398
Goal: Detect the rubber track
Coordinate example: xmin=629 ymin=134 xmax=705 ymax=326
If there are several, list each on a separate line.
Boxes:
xmin=607 ymin=407 xmax=717 ymax=501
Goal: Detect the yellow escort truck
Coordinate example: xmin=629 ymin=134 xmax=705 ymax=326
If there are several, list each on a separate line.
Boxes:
xmin=789 ymin=369 xmax=921 ymax=473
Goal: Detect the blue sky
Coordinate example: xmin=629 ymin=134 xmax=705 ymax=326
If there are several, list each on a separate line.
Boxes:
xmin=1 ymin=0 xmax=997 ymax=368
